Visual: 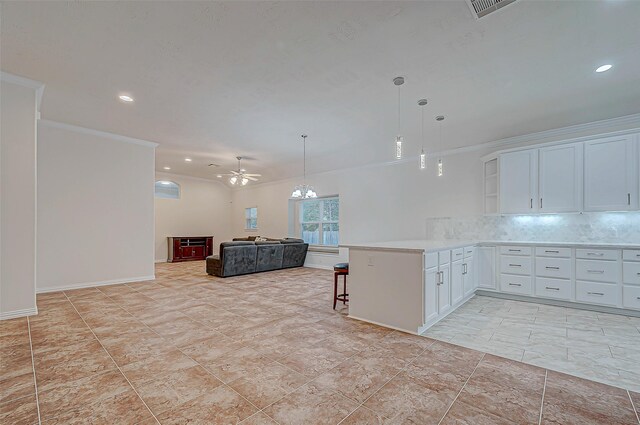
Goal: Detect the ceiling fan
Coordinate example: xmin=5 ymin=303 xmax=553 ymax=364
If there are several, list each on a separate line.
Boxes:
xmin=217 ymin=156 xmax=261 ymax=186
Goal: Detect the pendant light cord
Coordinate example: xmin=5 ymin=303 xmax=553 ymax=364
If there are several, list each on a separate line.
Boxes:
xmin=421 ymin=107 xmax=425 ymax=151
xmin=397 ymin=86 xmax=401 ymax=135
xmin=302 ymin=135 xmax=307 ymax=185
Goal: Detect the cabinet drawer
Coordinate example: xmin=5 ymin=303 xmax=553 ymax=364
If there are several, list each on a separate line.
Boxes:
xmin=623 ymin=286 xmax=640 ymax=310
xmin=438 ymin=250 xmax=450 ymax=266
xmin=623 ymin=262 xmax=640 ymax=285
xmin=535 ymin=257 xmax=571 ymax=279
xmin=463 ymin=246 xmax=475 ymax=258
xmin=500 ymin=274 xmax=532 ymax=295
xmin=576 ymin=281 xmax=619 ymax=307
xmin=576 ymin=248 xmax=619 ymax=261
xmin=535 ymin=277 xmax=572 ymax=301
xmin=623 ymin=250 xmax=640 ymax=262
xmin=500 ymin=255 xmax=532 ymax=275
xmin=425 ymin=252 xmax=438 ymax=269
xmin=499 ymin=246 xmax=532 ymax=256
xmin=452 ymin=248 xmax=464 ymax=262
xmin=575 ymin=259 xmax=620 ymax=283
xmin=535 ymin=247 xmax=571 ymax=258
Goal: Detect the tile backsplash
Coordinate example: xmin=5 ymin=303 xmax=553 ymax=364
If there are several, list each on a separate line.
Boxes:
xmin=425 ymin=212 xmax=640 ymax=243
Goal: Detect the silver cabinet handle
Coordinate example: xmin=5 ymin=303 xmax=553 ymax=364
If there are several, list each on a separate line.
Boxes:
xmin=540 ymin=198 xmax=542 ymax=209
xmin=587 ymin=292 xmax=604 ymax=296
xmin=628 ymin=193 xmax=631 ymax=205
xmin=545 ymin=266 xmax=560 ymax=270
xmin=587 ymin=270 xmax=605 ymax=274
xmin=586 ymin=252 xmax=604 ymax=256
xmin=508 ymin=283 xmax=522 ymax=287
xmin=545 ymin=250 xmax=559 ymax=253
xmin=437 ymin=271 xmax=443 ymax=285
xmin=509 ymin=264 xmax=522 ymax=267
xmin=530 ymin=198 xmax=533 ymax=209
xmin=508 ymin=249 xmax=521 ymax=252
xmin=545 ymin=286 xmax=560 ymax=291
xmin=462 ymin=263 xmax=467 ymax=275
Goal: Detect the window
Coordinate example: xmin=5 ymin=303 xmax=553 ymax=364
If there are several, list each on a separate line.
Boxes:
xmin=299 ymin=197 xmax=339 ymax=246
xmin=154 ymin=180 xmax=180 ymax=199
xmin=245 ymin=207 xmax=258 ymax=230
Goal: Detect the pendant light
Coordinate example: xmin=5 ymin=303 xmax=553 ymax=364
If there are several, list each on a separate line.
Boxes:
xmin=418 ymin=99 xmax=428 ymax=169
xmin=290 ymin=135 xmax=317 ymax=199
xmin=393 ymin=76 xmax=405 ymax=159
xmin=436 ymin=115 xmax=445 ymax=177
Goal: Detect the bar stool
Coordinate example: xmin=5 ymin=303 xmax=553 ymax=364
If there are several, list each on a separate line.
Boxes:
xmin=333 ymin=263 xmax=349 ymax=309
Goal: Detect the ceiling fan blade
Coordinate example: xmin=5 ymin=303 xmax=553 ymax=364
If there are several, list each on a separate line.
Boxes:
xmin=243 ymin=173 xmax=261 ymax=177
xmin=245 ymin=176 xmax=259 ymax=181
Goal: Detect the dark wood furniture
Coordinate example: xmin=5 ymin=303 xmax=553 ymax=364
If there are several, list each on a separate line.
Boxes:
xmin=333 ymin=262 xmax=349 ymax=309
xmin=168 ymin=236 xmax=213 ymax=262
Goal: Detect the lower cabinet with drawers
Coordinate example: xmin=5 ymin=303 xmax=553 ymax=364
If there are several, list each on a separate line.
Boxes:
xmin=484 ymin=243 xmax=640 ymax=313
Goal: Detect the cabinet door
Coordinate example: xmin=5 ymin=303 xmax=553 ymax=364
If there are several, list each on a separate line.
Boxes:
xmin=451 ymin=260 xmax=464 ymax=306
xmin=477 ymin=246 xmax=496 ymax=289
xmin=539 ymin=143 xmax=583 ymax=213
xmin=584 ymin=136 xmax=638 ymax=211
xmin=424 ymin=267 xmax=439 ymax=324
xmin=499 ymin=150 xmax=538 ymax=214
xmin=438 ymin=264 xmax=452 ymax=313
xmin=463 ymin=257 xmax=475 ymax=296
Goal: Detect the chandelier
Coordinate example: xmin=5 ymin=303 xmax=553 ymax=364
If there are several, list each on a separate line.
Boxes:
xmin=291 ymin=135 xmax=317 ymax=199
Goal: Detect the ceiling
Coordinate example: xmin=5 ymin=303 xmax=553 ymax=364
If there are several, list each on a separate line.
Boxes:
xmin=2 ymin=1 xmax=640 ymax=183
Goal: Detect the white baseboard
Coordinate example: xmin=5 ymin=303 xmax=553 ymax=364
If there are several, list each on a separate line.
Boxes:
xmin=0 ymin=307 xmax=38 ymax=321
xmin=155 ymin=259 xmax=167 ymax=263
xmin=303 ymin=263 xmax=333 ymax=270
xmin=36 ymin=275 xmax=155 ymax=294
xmin=347 ymin=314 xmax=419 ymax=335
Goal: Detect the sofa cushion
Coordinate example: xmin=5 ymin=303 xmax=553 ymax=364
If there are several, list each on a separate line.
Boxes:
xmin=221 ymin=244 xmax=257 ymax=276
xmin=282 ymin=243 xmax=309 ymax=268
xmin=221 ymin=241 xmax=255 ymax=247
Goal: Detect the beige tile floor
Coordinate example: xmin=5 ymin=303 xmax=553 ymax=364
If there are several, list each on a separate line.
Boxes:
xmin=1 ymin=261 xmax=639 ymax=424
xmin=424 ymin=295 xmax=640 ymax=392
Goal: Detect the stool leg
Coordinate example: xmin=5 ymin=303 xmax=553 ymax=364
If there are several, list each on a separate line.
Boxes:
xmin=333 ymin=272 xmax=338 ymax=310
xmin=342 ymin=275 xmax=347 ymax=305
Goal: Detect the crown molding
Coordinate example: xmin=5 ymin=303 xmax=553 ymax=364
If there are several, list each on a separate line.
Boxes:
xmin=39 ymin=119 xmax=159 ymax=148
xmin=1 ymin=71 xmax=45 ymax=112
xmin=234 ymin=112 xmax=640 ymax=191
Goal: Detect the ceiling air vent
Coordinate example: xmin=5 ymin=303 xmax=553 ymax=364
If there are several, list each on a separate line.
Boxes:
xmin=466 ymin=0 xmax=517 ymax=19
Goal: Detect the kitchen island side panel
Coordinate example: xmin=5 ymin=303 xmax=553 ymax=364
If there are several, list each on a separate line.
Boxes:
xmin=348 ymin=248 xmax=424 ymax=334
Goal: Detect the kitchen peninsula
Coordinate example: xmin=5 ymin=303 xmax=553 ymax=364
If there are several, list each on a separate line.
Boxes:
xmin=341 ymin=240 xmax=640 ymax=335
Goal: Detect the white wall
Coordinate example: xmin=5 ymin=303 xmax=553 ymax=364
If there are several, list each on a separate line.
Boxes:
xmin=37 ymin=121 xmax=156 ymax=292
xmin=155 ymin=173 xmax=233 ymax=261
xmin=0 ymin=78 xmax=39 ymax=319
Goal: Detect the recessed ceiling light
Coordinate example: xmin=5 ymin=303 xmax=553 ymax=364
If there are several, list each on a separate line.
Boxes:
xmin=118 ymin=94 xmax=134 ymax=102
xmin=163 ymin=166 xmax=171 ymax=170
xmin=595 ymin=64 xmax=612 ymax=73
xmin=184 ymin=158 xmax=192 ymax=162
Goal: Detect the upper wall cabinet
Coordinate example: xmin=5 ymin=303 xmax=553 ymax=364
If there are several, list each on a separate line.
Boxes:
xmin=539 ymin=143 xmax=583 ymax=213
xmin=584 ymin=135 xmax=638 ymax=212
xmin=499 ymin=150 xmax=538 ymax=214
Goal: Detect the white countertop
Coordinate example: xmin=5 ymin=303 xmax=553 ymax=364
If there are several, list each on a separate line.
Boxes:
xmin=340 ymin=239 xmax=640 ymax=253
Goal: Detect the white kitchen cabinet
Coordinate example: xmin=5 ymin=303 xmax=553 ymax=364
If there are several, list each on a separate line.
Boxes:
xmin=584 ymin=135 xmax=638 ymax=211
xmin=451 ymin=259 xmax=464 ymax=306
xmin=424 ymin=267 xmax=439 ymax=324
xmin=538 ymin=143 xmax=583 ymax=213
xmin=477 ymin=246 xmax=496 ymax=289
xmin=438 ymin=263 xmax=452 ymax=314
xmin=499 ymin=150 xmax=538 ymax=214
xmin=463 ymin=257 xmax=475 ymax=296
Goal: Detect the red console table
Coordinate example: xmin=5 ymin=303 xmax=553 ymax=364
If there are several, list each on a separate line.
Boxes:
xmin=167 ymin=236 xmax=213 ymax=262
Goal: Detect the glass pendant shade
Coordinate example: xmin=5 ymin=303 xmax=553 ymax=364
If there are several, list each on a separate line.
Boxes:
xmin=241 ymin=178 xmax=249 ymax=186
xmin=395 ymin=136 xmax=403 ymax=159
xmin=438 ymin=159 xmax=443 ymax=177
xmin=229 ymin=176 xmax=237 ymax=185
xmin=420 ymin=150 xmax=426 ymax=170
xmin=291 ymin=184 xmax=317 ymax=199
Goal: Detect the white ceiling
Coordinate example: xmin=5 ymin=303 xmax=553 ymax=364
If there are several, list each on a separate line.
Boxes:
xmin=2 ymin=1 xmax=640 ymax=182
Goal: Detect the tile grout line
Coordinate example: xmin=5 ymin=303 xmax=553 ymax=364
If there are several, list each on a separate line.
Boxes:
xmin=628 ymin=390 xmax=640 ymax=424
xmin=91 ymin=286 xmax=271 ymax=424
xmin=538 ymin=369 xmax=548 ymax=425
xmin=334 ymin=338 xmax=439 ymax=425
xmin=437 ymin=352 xmax=487 ymax=425
xmin=26 ymin=317 xmax=42 ymax=425
xmin=63 ymin=292 xmax=161 ymax=425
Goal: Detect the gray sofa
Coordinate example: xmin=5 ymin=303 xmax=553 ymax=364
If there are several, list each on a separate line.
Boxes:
xmin=206 ymin=238 xmax=309 ymax=277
